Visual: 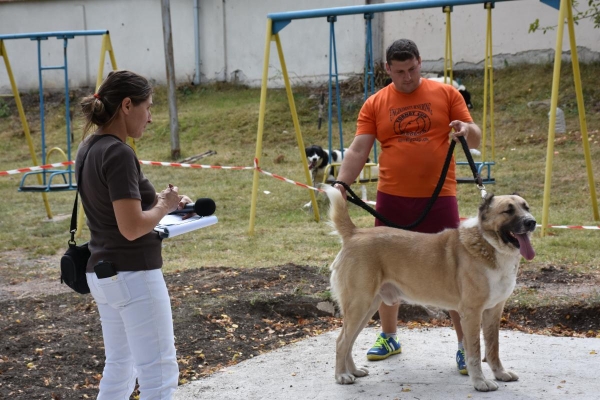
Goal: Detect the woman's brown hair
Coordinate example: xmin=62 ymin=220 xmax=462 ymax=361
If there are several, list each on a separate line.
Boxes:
xmin=80 ymin=70 xmax=152 ymax=138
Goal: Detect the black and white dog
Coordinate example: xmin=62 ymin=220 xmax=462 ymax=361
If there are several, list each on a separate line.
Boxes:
xmin=305 ymin=144 xmax=344 ymax=187
xmin=304 ymin=145 xmax=377 ymax=207
xmin=427 ymin=77 xmax=473 ymax=109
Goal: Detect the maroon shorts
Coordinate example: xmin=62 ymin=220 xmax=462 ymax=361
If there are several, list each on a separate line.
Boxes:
xmin=374 ymin=191 xmax=460 ymax=234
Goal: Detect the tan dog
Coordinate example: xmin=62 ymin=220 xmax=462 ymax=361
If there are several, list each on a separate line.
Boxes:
xmin=324 ymin=185 xmax=536 ymax=392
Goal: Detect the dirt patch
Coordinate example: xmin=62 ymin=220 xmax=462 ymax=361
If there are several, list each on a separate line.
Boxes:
xmin=0 ymin=263 xmax=599 ymax=399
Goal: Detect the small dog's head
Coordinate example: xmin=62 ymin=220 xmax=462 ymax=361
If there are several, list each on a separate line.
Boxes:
xmin=459 ymin=89 xmax=473 ymax=109
xmin=305 ymin=145 xmax=326 ymax=170
xmin=478 ymin=193 xmax=536 ymax=260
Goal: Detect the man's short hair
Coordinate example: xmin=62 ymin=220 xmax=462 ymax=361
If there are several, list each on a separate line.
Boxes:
xmin=386 ymin=39 xmax=420 ymax=64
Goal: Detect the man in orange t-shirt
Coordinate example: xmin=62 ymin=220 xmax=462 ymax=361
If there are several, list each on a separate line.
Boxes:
xmin=334 ymin=39 xmax=481 ymax=375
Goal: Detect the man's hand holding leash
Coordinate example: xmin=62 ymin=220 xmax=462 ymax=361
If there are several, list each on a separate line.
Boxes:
xmin=449 ymin=120 xmax=482 ymax=149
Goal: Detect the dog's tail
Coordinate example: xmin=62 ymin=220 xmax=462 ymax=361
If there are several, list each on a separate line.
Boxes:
xmin=324 ymin=185 xmax=356 ymax=242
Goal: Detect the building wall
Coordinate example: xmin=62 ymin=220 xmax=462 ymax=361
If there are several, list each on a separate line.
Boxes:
xmin=0 ymin=0 xmax=599 ymax=93
xmin=382 ymin=0 xmax=600 ymax=71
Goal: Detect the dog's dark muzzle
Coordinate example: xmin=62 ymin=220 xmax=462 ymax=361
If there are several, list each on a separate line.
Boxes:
xmin=523 ymin=218 xmax=536 ymax=232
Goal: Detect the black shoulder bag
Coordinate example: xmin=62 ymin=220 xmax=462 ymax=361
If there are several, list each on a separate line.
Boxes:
xmin=60 ymin=135 xmax=104 ymax=294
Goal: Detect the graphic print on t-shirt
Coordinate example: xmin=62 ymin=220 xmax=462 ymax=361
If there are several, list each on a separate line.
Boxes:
xmin=389 ymin=103 xmax=432 ymax=143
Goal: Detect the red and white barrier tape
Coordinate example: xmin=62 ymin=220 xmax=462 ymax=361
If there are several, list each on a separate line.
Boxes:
xmin=538 ymin=224 xmax=600 ymax=230
xmin=253 ymin=158 xmax=323 ymax=193
xmin=3 ymin=158 xmax=599 ymax=231
xmin=0 ymin=161 xmax=74 ymax=176
xmin=138 ymin=160 xmax=253 ymax=171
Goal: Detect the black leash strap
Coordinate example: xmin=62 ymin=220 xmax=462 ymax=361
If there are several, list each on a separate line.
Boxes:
xmin=333 ymin=136 xmax=486 ymax=230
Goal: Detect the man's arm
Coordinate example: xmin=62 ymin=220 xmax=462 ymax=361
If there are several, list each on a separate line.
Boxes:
xmin=334 ymin=134 xmax=376 ymax=197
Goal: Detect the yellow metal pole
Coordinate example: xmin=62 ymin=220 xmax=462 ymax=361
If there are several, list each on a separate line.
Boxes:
xmin=481 ymin=17 xmax=490 ymax=162
xmin=249 ymin=19 xmax=274 ymax=235
xmin=79 ymin=33 xmax=122 ymax=235
xmin=106 ymin=34 xmax=118 ymax=71
xmin=541 ymin=0 xmax=568 ymax=237
xmin=274 ymin=34 xmax=320 ymax=222
xmin=443 ymin=7 xmax=453 ymax=83
xmin=96 ymin=34 xmax=118 ymax=89
xmin=0 ymin=40 xmax=53 ymax=218
xmin=566 ymin=2 xmax=599 ymax=221
xmin=96 ymin=35 xmax=108 ymax=90
xmin=487 ymin=3 xmax=495 ymax=161
xmin=97 ymin=34 xmax=135 ymax=151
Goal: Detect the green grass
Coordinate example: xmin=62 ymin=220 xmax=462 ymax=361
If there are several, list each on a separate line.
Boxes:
xmin=0 ymin=63 xmax=599 ymax=279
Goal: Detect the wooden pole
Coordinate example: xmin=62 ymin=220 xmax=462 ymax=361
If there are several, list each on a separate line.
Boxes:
xmin=161 ymin=0 xmax=180 ymax=159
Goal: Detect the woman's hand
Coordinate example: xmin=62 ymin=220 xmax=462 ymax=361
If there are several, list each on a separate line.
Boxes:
xmin=177 ymin=194 xmax=195 ymax=220
xmin=157 ymin=184 xmax=181 ymax=213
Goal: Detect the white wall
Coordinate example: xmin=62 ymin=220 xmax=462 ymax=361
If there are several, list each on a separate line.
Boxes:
xmin=0 ymin=0 xmax=200 ymax=92
xmin=382 ymin=0 xmax=600 ymax=71
xmin=0 ymin=0 xmax=599 ymax=93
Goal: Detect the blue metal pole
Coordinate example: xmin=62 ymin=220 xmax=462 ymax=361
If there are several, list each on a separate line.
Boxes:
xmin=63 ymin=38 xmax=73 ymax=186
xmin=327 ymin=17 xmax=335 ymax=158
xmin=364 ymin=13 xmax=379 ymax=164
xmin=364 ymin=15 xmax=370 ymax=101
xmin=268 ymin=0 xmax=514 ymax=27
xmin=332 ymin=21 xmax=344 ymax=156
xmin=36 ymin=39 xmax=46 ymax=175
xmin=0 ymin=30 xmax=108 ymax=40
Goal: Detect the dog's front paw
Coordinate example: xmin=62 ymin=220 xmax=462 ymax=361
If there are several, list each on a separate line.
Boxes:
xmin=494 ymin=369 xmax=519 ymax=382
xmin=335 ymin=372 xmax=358 ymax=385
xmin=472 ymin=378 xmax=499 ymax=392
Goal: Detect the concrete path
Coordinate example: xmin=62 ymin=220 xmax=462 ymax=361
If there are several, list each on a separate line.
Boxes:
xmin=175 ymin=327 xmax=600 ymax=400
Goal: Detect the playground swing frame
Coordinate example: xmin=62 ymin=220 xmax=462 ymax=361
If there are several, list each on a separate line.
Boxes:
xmin=248 ymin=0 xmax=597 ymax=235
xmin=315 ymin=3 xmax=499 ymax=190
xmin=540 ymin=0 xmax=599 ymax=235
xmin=249 ymin=0 xmax=513 ymax=234
xmin=454 ymin=2 xmax=497 ymax=185
xmin=0 ymin=30 xmax=117 ymax=219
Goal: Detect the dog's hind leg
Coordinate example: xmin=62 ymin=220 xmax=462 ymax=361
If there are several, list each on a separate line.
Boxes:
xmin=482 ymin=301 xmax=519 ymax=383
xmin=460 ymin=305 xmax=499 ymax=392
xmin=335 ymin=295 xmax=381 ymax=384
xmin=343 ymin=296 xmax=381 ymax=380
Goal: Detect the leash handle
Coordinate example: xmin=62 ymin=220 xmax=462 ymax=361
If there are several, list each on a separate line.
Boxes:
xmin=457 ymin=136 xmax=487 ymax=198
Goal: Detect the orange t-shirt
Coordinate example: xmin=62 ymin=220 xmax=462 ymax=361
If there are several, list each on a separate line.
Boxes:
xmin=356 ymin=79 xmax=473 ymax=197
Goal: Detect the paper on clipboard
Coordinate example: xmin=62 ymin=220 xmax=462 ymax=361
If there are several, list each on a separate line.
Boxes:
xmin=154 ymin=214 xmax=218 ymax=239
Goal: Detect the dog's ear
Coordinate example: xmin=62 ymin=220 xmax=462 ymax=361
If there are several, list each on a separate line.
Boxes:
xmin=478 ymin=193 xmax=495 ymax=219
xmin=512 ymin=191 xmax=520 ymax=196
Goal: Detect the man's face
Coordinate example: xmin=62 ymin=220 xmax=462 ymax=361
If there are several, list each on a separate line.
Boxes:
xmin=385 ymin=57 xmax=422 ymax=94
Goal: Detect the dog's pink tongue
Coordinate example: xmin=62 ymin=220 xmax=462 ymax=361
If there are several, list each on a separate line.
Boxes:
xmin=516 ymin=233 xmax=535 ymax=260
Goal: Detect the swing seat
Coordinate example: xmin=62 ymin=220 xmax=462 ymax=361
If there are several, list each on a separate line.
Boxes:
xmin=456 ymin=161 xmax=495 ymax=184
xmin=18 ymin=169 xmax=77 ymax=192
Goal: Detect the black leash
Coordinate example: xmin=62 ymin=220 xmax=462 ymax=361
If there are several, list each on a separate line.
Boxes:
xmin=332 ymin=136 xmax=486 ymax=230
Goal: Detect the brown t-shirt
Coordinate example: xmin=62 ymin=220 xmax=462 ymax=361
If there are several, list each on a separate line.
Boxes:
xmin=75 ymin=134 xmax=162 ymax=272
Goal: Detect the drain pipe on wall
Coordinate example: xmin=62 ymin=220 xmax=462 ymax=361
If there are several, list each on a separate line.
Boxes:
xmin=193 ymin=0 xmax=201 ymax=85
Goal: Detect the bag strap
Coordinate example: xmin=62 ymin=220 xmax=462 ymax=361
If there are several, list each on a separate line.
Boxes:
xmin=69 ymin=134 xmax=118 ymax=244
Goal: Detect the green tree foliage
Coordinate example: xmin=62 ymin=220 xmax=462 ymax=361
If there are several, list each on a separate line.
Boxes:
xmin=529 ymin=0 xmax=600 ymax=33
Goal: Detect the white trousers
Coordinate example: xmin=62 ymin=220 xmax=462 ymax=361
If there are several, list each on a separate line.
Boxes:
xmin=87 ymin=269 xmax=179 ymax=400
